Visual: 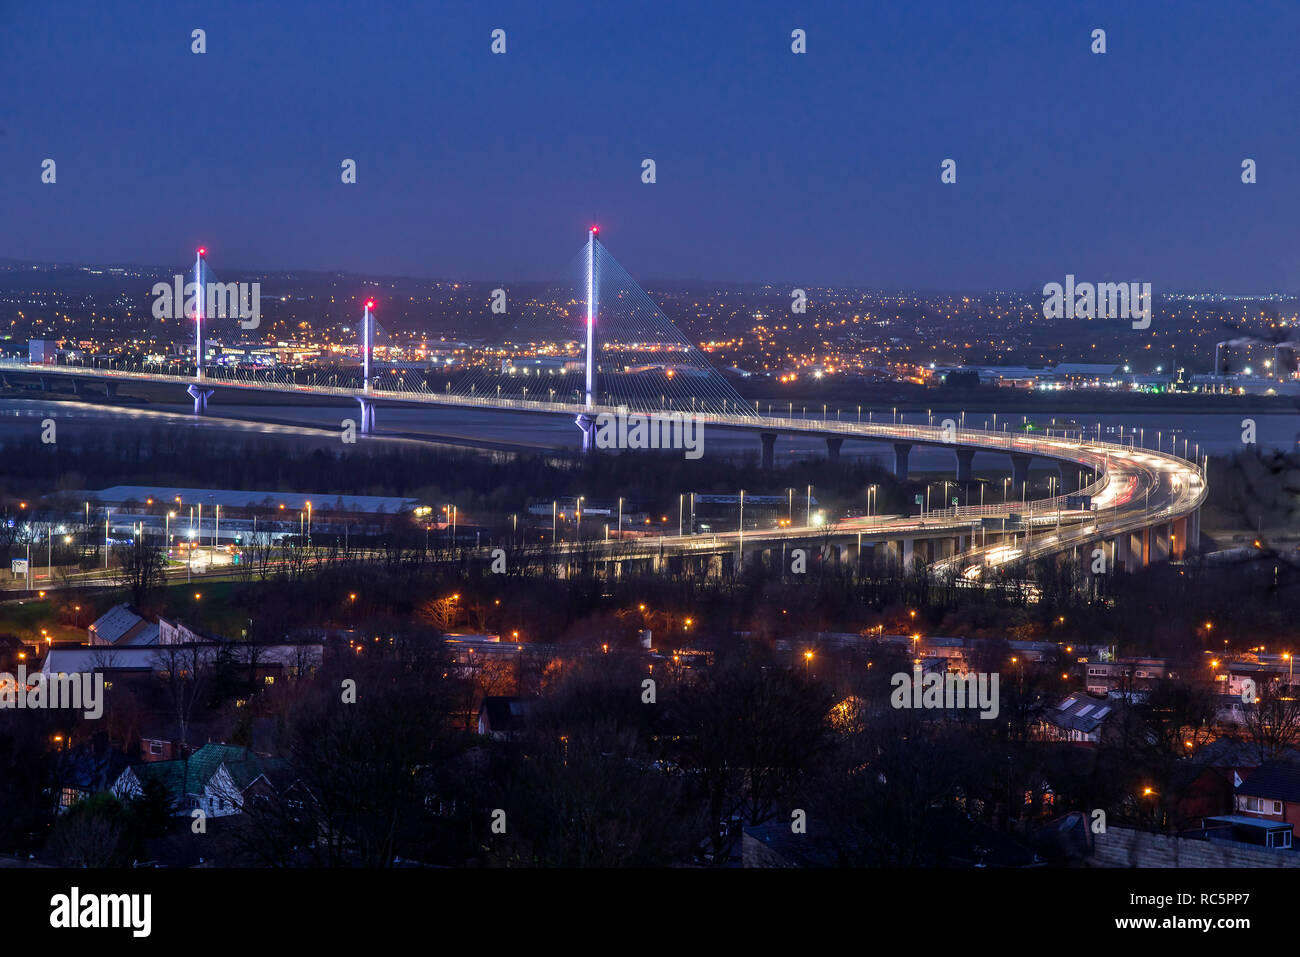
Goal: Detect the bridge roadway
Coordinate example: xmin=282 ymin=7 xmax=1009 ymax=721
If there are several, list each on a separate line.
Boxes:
xmin=1 ymin=361 xmax=1207 ymax=574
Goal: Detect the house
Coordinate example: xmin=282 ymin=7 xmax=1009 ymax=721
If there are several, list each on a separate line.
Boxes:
xmin=1214 ymin=693 xmax=1250 ymax=726
xmin=476 ymin=696 xmax=535 ymax=739
xmin=87 ymin=604 xmax=158 ymax=647
xmin=52 ymin=735 xmax=131 ymax=813
xmin=1166 ymin=761 xmax=1233 ymax=827
xmin=1082 ymin=657 xmax=1170 ymax=695
xmin=1033 ymin=694 xmax=1116 ymax=744
xmin=40 ymin=641 xmax=323 ymax=683
xmin=1220 ymin=661 xmax=1295 ymax=699
xmin=1170 ymin=738 xmax=1274 ymax=824
xmin=138 ymin=733 xmax=178 ymax=763
xmin=1200 ymin=815 xmax=1294 ymax=851
xmin=743 ymin=818 xmax=838 ymax=867
xmin=112 ymin=743 xmax=288 ymax=818
xmin=157 ymin=617 xmax=228 ymax=646
xmin=1234 ymin=760 xmax=1300 ymax=829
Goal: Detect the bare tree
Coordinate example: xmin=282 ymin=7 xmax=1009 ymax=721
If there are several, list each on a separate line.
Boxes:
xmin=152 ymin=643 xmax=217 ymax=751
xmin=111 ymin=539 xmax=166 ymax=608
xmin=1242 ymin=678 xmax=1300 ymax=762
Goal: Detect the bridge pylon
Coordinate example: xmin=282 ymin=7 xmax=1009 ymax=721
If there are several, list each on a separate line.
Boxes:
xmin=194 ymin=247 xmax=206 ymax=380
xmin=356 ymin=397 xmax=377 ymax=434
xmin=187 ymin=383 xmax=214 ymax=415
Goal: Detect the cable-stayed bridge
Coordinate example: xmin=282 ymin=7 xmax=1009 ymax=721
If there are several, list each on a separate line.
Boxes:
xmin=0 ymin=232 xmax=1207 ymax=575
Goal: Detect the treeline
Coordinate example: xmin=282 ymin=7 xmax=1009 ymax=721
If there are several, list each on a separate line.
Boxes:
xmin=35 ymin=634 xmax=1289 ymax=868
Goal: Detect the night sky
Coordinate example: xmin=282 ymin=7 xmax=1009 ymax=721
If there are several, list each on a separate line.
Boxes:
xmin=2 ymin=0 xmax=1298 ymax=290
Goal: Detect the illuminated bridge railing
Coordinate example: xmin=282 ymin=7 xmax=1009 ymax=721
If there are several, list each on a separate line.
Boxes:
xmin=0 ymin=357 xmax=1207 ymax=493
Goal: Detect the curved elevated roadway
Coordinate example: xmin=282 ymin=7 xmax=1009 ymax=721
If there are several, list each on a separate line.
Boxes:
xmin=0 ymin=360 xmax=1207 ymax=573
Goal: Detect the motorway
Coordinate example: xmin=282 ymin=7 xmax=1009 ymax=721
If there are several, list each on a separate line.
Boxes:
xmin=0 ymin=360 xmax=1208 ymax=575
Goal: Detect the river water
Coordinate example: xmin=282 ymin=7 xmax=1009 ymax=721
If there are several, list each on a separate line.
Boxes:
xmin=0 ymin=398 xmax=1294 ymax=472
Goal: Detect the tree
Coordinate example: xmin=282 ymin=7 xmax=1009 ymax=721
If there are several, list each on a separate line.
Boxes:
xmin=49 ymin=793 xmax=134 ymax=868
xmin=128 ymin=774 xmax=175 ymax=838
xmin=677 ymin=655 xmax=835 ymax=863
xmin=1242 ymin=678 xmax=1300 ymax=762
xmin=152 ymin=644 xmax=218 ymax=751
xmin=112 ymin=539 xmax=166 ymax=608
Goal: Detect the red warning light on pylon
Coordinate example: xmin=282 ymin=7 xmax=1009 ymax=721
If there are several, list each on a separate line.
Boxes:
xmin=197 ymin=247 xmax=206 ymax=256
xmin=365 ymin=299 xmax=375 ymax=309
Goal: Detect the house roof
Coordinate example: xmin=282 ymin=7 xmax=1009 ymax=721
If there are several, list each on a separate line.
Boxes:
xmin=41 ymin=642 xmax=322 ymax=675
xmin=1239 ymin=761 xmax=1300 ymax=802
xmin=1043 ymin=694 xmax=1114 ymax=733
xmin=131 ymin=759 xmax=187 ymax=805
xmin=59 ymin=738 xmax=130 ymax=792
xmin=126 ymin=743 xmax=284 ymax=806
xmin=88 ymin=604 xmax=150 ymax=645
xmin=1051 ymin=363 xmax=1122 ymax=375
xmin=1203 ymin=814 xmax=1294 ymax=832
xmin=1194 ymin=737 xmax=1273 ymax=769
xmin=118 ymin=623 xmax=159 ymax=645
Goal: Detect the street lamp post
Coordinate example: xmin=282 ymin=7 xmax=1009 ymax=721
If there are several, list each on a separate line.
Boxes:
xmin=738 ymin=489 xmax=745 ymax=564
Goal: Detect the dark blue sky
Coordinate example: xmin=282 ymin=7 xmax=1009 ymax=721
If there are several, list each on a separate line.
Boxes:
xmin=3 ymin=0 xmax=1298 ymax=290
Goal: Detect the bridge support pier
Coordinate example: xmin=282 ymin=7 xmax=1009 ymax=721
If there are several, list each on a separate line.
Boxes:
xmin=103 ymin=382 xmax=118 ymax=399
xmin=1010 ymin=453 xmax=1032 ymax=495
xmin=1116 ymin=529 xmax=1149 ymax=571
xmin=187 ymin=384 xmax=214 ymax=416
xmin=893 ymin=443 xmax=912 ymax=481
xmin=1058 ymin=463 xmax=1080 ymax=493
xmin=575 ymin=413 xmax=596 ymax=454
xmin=825 ymin=437 xmax=843 ymax=462
xmin=1151 ymin=523 xmax=1172 ymax=563
xmin=955 ymin=448 xmax=975 ymax=483
xmin=355 ymin=397 xmax=376 ymax=434
xmin=760 ymin=432 xmax=777 ymax=469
